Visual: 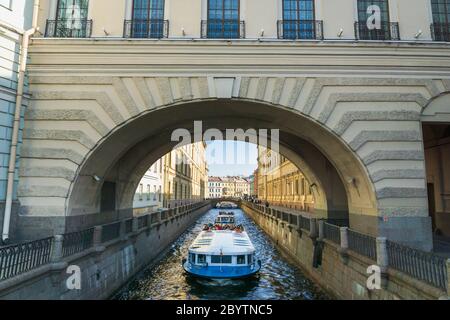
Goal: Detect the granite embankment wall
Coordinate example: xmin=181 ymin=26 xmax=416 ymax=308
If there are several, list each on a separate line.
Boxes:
xmin=0 ymin=203 xmax=211 ymax=299
xmin=242 ymin=204 xmax=448 ymax=300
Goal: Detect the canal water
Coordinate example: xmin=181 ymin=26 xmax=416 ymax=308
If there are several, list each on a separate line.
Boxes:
xmin=113 ymin=208 xmax=329 ymax=300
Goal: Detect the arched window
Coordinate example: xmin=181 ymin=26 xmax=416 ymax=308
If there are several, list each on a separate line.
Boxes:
xmin=204 ymin=0 xmax=242 ymax=39
xmin=280 ymin=0 xmax=320 ymax=40
xmin=47 ymin=0 xmax=90 ymax=37
xmin=431 ymin=0 xmax=450 ymax=41
xmin=127 ymin=0 xmax=167 ymax=38
xmin=355 ymin=0 xmax=398 ymax=40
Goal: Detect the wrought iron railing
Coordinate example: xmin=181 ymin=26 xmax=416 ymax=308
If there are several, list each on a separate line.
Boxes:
xmin=299 ymin=215 xmax=311 ymax=231
xmin=45 ymin=19 xmax=92 ymax=38
xmin=201 ymin=19 xmax=245 ymax=39
xmin=125 ymin=219 xmax=133 ymax=233
xmin=323 ymin=222 xmax=341 ymax=244
xmin=137 ymin=215 xmax=149 ymax=229
xmin=387 ymin=240 xmax=448 ymax=290
xmin=0 ymin=237 xmax=53 ymax=281
xmin=150 ymin=212 xmax=159 ymax=224
xmin=348 ymin=229 xmax=377 ymax=260
xmin=277 ymin=20 xmax=324 ymax=40
xmin=243 ymin=200 xmax=449 ymax=291
xmin=101 ymin=222 xmax=121 ymax=243
xmin=289 ymin=214 xmax=298 ymax=226
xmin=123 ymin=19 xmax=169 ymax=38
xmin=431 ymin=22 xmax=450 ymax=42
xmin=62 ymin=228 xmax=94 ymax=258
xmin=354 ymin=21 xmax=400 ymax=41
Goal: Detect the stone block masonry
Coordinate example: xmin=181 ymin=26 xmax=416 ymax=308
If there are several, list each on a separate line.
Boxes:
xmin=0 ymin=203 xmax=211 ymax=299
xmin=242 ymin=204 xmax=447 ymax=300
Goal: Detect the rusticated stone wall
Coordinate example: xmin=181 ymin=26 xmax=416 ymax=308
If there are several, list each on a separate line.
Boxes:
xmin=242 ymin=204 xmax=447 ymax=300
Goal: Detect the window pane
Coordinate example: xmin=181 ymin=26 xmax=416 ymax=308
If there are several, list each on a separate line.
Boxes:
xmin=207 ymin=0 xmax=240 ymax=38
xmin=282 ymin=0 xmax=315 ymax=39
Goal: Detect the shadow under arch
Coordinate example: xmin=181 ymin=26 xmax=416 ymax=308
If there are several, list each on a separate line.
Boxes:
xmin=66 ymin=99 xmax=378 ymax=234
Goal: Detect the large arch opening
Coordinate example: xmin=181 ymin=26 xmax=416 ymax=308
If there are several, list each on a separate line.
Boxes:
xmin=65 ymin=99 xmax=377 ymax=235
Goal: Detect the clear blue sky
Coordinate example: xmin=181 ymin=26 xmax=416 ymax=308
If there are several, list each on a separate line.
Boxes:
xmin=206 ymin=141 xmax=258 ymax=177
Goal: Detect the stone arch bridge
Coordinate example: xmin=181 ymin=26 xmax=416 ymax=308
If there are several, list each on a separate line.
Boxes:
xmin=13 ymin=39 xmax=450 ymax=251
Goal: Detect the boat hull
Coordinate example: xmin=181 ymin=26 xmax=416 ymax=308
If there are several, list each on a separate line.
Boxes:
xmin=183 ymin=261 xmax=261 ymax=279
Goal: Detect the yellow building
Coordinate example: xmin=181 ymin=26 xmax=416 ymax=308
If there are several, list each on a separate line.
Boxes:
xmin=163 ymin=142 xmax=208 ymax=208
xmin=257 ymin=147 xmax=315 ymax=212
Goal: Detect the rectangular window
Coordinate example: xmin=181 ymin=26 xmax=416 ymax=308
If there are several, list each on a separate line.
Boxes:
xmin=237 ymin=255 xmax=246 ymax=264
xmin=206 ymin=0 xmax=241 ymax=38
xmin=356 ymin=0 xmax=395 ymax=40
xmin=130 ymin=0 xmax=166 ymax=38
xmin=189 ymin=253 xmax=196 ymax=264
xmin=49 ymin=0 xmax=90 ymax=38
xmin=198 ymin=255 xmax=206 ymax=264
xmin=211 ymin=255 xmax=232 ymax=264
xmin=281 ymin=0 xmax=317 ymax=39
xmin=247 ymin=254 xmax=253 ymax=264
xmin=431 ymin=0 xmax=450 ymax=41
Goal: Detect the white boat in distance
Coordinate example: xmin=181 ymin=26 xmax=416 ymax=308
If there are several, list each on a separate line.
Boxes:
xmin=216 ymin=201 xmax=238 ymax=209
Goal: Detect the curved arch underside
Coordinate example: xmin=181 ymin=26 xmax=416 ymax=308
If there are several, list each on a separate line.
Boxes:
xmin=19 ymin=74 xmax=445 ymax=249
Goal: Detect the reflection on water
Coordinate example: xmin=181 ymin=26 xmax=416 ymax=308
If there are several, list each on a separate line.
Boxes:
xmin=113 ymin=208 xmax=329 ymax=300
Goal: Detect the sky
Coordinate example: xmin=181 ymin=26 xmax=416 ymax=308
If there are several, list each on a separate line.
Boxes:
xmin=206 ymin=141 xmax=258 ymax=177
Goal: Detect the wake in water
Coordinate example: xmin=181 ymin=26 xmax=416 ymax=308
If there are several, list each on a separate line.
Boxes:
xmin=114 ymin=208 xmax=328 ymax=300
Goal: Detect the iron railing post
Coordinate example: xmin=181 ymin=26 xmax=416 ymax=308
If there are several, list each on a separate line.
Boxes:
xmin=446 ymin=259 xmax=450 ymax=297
xmin=51 ymin=235 xmax=63 ymax=263
xmin=310 ymin=218 xmax=318 ymax=238
xmin=318 ymin=220 xmax=324 ymax=241
xmin=340 ymin=227 xmax=349 ymax=250
xmin=93 ymin=226 xmax=103 ymax=247
xmin=119 ymin=219 xmax=127 ymax=238
xmin=376 ymin=237 xmax=388 ymax=273
xmin=132 ymin=217 xmax=139 ymax=233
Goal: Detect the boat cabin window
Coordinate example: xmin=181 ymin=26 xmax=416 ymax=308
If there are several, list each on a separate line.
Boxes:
xmin=211 ymin=255 xmax=232 ymax=264
xmin=237 ymin=255 xmax=246 ymax=264
xmin=247 ymin=254 xmax=253 ymax=264
xmin=189 ymin=253 xmax=196 ymax=264
xmin=197 ymin=254 xmax=206 ymax=264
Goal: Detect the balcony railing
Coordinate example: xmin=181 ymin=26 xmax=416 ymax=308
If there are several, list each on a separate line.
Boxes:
xmin=431 ymin=22 xmax=450 ymax=42
xmin=45 ymin=19 xmax=92 ymax=38
xmin=354 ymin=21 xmax=400 ymax=41
xmin=201 ymin=19 xmax=245 ymax=39
xmin=277 ymin=20 xmax=324 ymax=40
xmin=123 ymin=19 xmax=169 ymax=39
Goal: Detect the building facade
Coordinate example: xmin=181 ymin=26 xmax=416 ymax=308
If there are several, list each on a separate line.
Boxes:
xmin=134 ymin=142 xmax=208 ymax=211
xmin=163 ymin=142 xmax=208 ymax=208
xmin=208 ymin=176 xmax=224 ymax=199
xmin=0 ymin=1 xmax=34 ymax=241
xmin=257 ymin=146 xmax=315 ymax=212
xmin=34 ymin=0 xmax=450 ymax=42
xmin=133 ymin=158 xmax=163 ymax=211
xmin=208 ymin=176 xmax=251 ymax=198
xmin=2 ymin=0 xmax=449 ymax=249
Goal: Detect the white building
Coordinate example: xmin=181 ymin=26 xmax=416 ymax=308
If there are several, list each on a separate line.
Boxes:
xmin=133 ymin=159 xmax=163 ymax=210
xmin=208 ymin=177 xmax=224 ymax=199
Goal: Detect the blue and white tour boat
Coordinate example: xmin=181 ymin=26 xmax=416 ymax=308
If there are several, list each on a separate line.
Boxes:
xmin=182 ymin=216 xmax=261 ymax=279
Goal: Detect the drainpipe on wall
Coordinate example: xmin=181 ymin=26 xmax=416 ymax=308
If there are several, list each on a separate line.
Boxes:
xmin=2 ymin=0 xmax=40 ymax=244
